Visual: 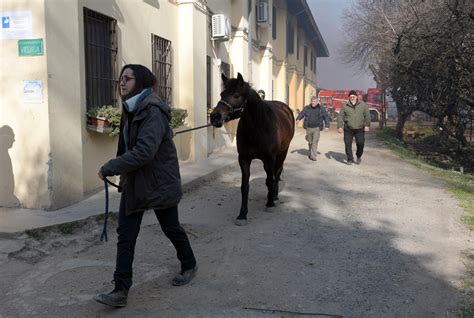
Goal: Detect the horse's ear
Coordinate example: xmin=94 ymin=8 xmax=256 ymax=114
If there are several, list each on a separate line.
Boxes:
xmin=237 ymin=72 xmax=244 ymax=83
xmin=221 ymin=73 xmax=228 ymax=83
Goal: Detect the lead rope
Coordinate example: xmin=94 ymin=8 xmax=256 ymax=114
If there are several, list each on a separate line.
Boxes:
xmin=174 ymin=123 xmax=212 ymax=136
xmin=100 ymin=178 xmax=121 ymax=242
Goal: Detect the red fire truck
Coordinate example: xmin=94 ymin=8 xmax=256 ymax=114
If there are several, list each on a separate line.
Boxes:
xmin=318 ymin=88 xmax=386 ymax=122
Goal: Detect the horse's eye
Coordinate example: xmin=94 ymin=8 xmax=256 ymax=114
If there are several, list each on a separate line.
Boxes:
xmin=233 ymin=94 xmax=240 ymax=99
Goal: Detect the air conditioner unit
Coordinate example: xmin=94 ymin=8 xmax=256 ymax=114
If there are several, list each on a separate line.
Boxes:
xmin=256 ymin=1 xmax=268 ymax=23
xmin=211 ymin=14 xmax=231 ymax=41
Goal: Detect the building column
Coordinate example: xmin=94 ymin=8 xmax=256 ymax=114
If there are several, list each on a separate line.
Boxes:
xmin=176 ymin=1 xmax=208 ymax=161
xmin=45 ymin=0 xmax=84 ymax=209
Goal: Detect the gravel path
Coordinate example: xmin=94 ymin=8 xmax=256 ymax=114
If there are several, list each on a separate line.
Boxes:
xmin=0 ymin=128 xmax=471 ymax=317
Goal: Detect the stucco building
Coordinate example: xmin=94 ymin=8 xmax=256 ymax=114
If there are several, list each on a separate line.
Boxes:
xmin=0 ymin=0 xmax=328 ymax=210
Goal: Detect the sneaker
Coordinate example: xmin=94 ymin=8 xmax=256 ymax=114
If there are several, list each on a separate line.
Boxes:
xmin=94 ymin=288 xmax=128 ymax=307
xmin=347 ymin=160 xmax=353 ymax=165
xmin=309 ymin=156 xmax=317 ymax=161
xmin=172 ymin=266 xmax=198 ymax=286
xmin=356 ymin=157 xmax=361 ymax=165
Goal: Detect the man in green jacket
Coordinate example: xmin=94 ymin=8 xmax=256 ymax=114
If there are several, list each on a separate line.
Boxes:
xmin=337 ymin=90 xmax=370 ymax=165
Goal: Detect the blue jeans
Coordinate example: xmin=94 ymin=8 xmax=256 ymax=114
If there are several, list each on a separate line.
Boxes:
xmin=113 ymin=191 xmax=196 ymax=290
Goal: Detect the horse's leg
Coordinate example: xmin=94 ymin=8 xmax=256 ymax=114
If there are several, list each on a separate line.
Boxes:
xmin=236 ymin=156 xmax=251 ymax=226
xmin=263 ymin=157 xmax=276 ymax=208
xmin=273 ymin=151 xmax=288 ymax=201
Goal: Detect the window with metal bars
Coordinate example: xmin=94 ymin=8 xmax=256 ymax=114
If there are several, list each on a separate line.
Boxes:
xmin=83 ymin=8 xmax=118 ymax=110
xmin=221 ymin=61 xmax=230 ymax=90
xmin=286 ymin=22 xmax=294 ymax=55
xmin=152 ymin=34 xmax=173 ymax=105
xmin=272 ymin=6 xmax=276 ymax=40
xmin=207 ymin=56 xmax=211 ymax=109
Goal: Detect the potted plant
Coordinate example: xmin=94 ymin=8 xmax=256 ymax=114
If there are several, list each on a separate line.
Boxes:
xmin=170 ymin=108 xmax=188 ymax=129
xmin=86 ymin=105 xmax=121 ymax=137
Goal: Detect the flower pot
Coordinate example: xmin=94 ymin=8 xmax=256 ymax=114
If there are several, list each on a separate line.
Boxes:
xmin=87 ymin=116 xmax=112 ymax=133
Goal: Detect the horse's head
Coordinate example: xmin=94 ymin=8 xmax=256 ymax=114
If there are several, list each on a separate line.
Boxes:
xmin=210 ymin=73 xmax=249 ymax=127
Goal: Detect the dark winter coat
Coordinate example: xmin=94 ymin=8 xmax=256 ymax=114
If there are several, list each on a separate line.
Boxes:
xmin=101 ymin=94 xmax=182 ymax=215
xmin=296 ymin=104 xmax=330 ymax=130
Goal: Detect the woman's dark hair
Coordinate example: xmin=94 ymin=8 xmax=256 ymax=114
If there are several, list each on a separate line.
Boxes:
xmin=119 ymin=64 xmax=156 ymax=99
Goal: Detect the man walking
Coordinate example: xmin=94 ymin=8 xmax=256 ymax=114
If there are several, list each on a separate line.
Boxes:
xmin=296 ymin=96 xmax=330 ymax=161
xmin=337 ymin=90 xmax=370 ymax=165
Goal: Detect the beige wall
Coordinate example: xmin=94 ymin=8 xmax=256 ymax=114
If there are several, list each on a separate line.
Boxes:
xmin=0 ymin=0 xmax=326 ymax=209
xmin=0 ymin=0 xmax=51 ymax=208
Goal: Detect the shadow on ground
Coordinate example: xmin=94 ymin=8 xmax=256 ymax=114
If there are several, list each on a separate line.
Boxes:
xmin=325 ymin=151 xmax=347 ymax=164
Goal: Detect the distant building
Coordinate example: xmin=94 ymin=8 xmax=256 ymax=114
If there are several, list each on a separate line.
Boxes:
xmin=0 ymin=0 xmax=328 ymax=209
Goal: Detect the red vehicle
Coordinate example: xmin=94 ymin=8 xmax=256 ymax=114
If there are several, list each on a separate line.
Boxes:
xmin=318 ymin=88 xmax=385 ymax=122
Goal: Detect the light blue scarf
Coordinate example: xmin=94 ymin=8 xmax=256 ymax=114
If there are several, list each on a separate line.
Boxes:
xmin=122 ymin=88 xmax=152 ymax=151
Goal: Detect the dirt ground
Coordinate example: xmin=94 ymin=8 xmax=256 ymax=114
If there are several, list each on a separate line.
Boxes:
xmin=0 ymin=128 xmax=471 ymax=317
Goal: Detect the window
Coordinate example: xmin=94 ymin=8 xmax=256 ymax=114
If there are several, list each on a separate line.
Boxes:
xmin=296 ymin=35 xmax=299 ymax=60
xmin=221 ymin=61 xmax=230 ymax=78
xmin=206 ymin=56 xmax=211 ymax=109
xmin=152 ymin=34 xmax=172 ymax=105
xmin=272 ymin=6 xmax=276 ymax=40
xmin=304 ymin=46 xmax=308 ymax=67
xmin=83 ymin=8 xmax=118 ymax=109
xmin=286 ymin=22 xmax=294 ymax=55
xmin=310 ymin=51 xmax=314 ymax=71
xmin=221 ymin=61 xmax=230 ymax=90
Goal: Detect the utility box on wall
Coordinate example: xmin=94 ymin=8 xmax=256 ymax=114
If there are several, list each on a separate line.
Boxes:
xmin=211 ymin=14 xmax=231 ymax=41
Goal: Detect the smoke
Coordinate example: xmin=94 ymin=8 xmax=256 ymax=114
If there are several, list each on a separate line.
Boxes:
xmin=309 ymin=0 xmax=375 ymax=90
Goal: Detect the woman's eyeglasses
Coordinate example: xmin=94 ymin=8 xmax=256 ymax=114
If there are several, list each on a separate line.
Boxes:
xmin=120 ymin=76 xmax=136 ymax=83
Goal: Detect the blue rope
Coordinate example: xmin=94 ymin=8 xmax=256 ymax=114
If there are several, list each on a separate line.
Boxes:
xmin=100 ymin=178 xmax=121 ymax=242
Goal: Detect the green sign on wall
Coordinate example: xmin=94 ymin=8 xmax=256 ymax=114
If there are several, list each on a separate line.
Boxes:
xmin=18 ymin=39 xmax=44 ymax=56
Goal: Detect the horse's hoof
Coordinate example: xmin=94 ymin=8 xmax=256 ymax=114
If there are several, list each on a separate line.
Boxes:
xmin=265 ymin=202 xmax=276 ymax=208
xmin=235 ymin=219 xmax=248 ymax=226
xmin=264 ymin=206 xmax=276 ymax=213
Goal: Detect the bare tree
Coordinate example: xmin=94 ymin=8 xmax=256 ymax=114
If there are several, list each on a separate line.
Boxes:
xmin=341 ymin=0 xmax=473 ymax=144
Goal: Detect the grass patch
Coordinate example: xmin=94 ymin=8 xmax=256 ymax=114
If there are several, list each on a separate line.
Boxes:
xmin=376 ymin=127 xmax=474 ymax=316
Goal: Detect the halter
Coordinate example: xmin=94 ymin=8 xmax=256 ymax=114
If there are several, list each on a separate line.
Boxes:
xmin=217 ymin=99 xmax=246 ymax=115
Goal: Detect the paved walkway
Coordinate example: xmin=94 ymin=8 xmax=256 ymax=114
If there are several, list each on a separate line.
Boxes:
xmin=0 ymin=143 xmax=241 ymax=234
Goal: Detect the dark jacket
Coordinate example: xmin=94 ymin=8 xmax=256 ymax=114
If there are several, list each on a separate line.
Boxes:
xmin=337 ymin=101 xmax=371 ymax=130
xmin=296 ymin=104 xmax=330 ymax=130
xmin=101 ymin=94 xmax=182 ymax=215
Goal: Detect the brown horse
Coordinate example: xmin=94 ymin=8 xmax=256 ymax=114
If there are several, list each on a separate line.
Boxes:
xmin=210 ymin=73 xmax=295 ymax=225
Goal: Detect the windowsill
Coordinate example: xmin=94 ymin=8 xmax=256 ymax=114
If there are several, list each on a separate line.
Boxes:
xmin=86 ymin=124 xmax=112 ymax=134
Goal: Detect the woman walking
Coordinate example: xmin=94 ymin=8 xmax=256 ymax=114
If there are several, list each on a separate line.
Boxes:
xmin=94 ymin=64 xmax=197 ymax=308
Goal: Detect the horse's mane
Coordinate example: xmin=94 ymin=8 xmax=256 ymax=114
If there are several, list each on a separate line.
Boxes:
xmin=242 ymin=85 xmax=276 ymax=134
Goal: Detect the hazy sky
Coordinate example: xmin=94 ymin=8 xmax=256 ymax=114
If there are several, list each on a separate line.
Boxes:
xmin=308 ymin=0 xmax=376 ymax=91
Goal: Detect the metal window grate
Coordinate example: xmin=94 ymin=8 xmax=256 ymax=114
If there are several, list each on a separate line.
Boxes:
xmin=221 ymin=61 xmax=230 ymax=91
xmin=84 ymin=8 xmax=118 ymax=109
xmin=286 ymin=23 xmax=294 ymax=55
xmin=207 ymin=56 xmax=211 ymax=108
xmin=152 ymin=34 xmax=172 ymax=105
xmin=272 ymin=6 xmax=276 ymax=40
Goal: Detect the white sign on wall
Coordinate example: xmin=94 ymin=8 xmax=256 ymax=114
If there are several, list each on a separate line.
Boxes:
xmin=1 ymin=11 xmax=32 ymax=40
xmin=23 ymin=80 xmax=43 ymax=103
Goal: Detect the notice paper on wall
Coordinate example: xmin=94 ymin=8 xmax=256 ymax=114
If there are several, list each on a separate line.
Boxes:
xmin=23 ymin=80 xmax=43 ymax=103
xmin=1 ymin=11 xmax=32 ymax=40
